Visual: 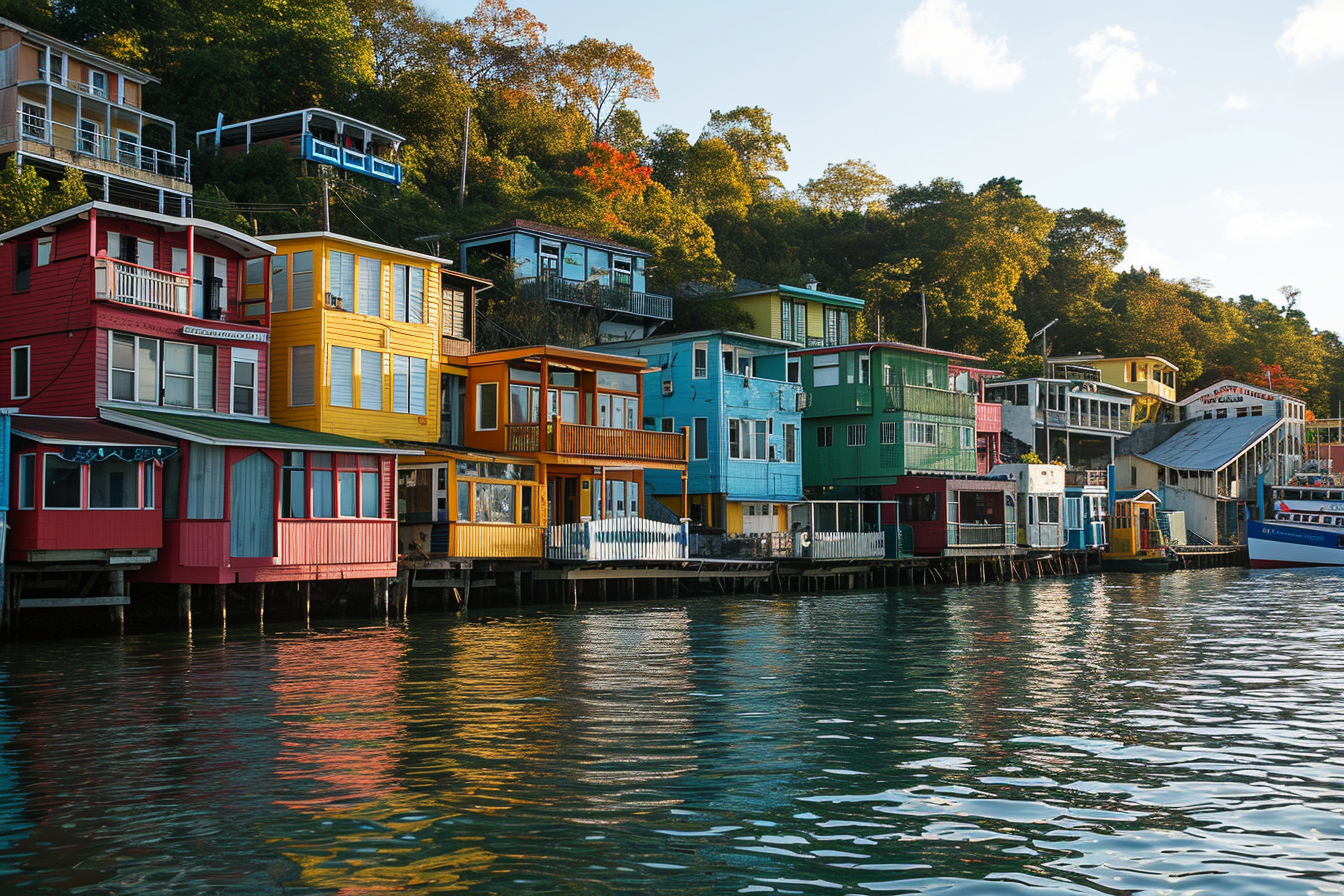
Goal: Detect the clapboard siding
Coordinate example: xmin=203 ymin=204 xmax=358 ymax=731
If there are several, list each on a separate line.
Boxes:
xmin=6 ymin=507 xmax=163 ymax=552
xmin=276 ymin=519 xmax=396 ymax=565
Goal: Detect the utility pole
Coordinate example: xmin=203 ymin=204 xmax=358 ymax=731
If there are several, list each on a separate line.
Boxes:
xmin=458 ymin=106 xmax=471 ymax=208
xmin=321 ymin=170 xmax=330 ymax=232
xmin=1032 ymin=318 xmax=1059 ymax=463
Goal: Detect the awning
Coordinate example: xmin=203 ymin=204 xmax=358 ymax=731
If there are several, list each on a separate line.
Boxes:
xmin=99 ymin=408 xmax=423 ymax=456
xmin=12 ymin=415 xmax=177 ymax=463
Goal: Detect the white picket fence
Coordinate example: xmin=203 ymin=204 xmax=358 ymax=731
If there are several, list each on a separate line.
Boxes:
xmin=547 ymin=518 xmax=689 ymax=562
xmin=809 ymin=531 xmax=887 ymax=560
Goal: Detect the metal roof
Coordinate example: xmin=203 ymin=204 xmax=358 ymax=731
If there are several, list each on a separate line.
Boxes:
xmin=100 ymin=408 xmax=420 ymax=455
xmin=0 ymin=202 xmax=275 ymax=257
xmin=1135 ymin=416 xmax=1283 ymax=472
xmin=456 ymin=220 xmax=651 ymax=257
xmin=11 ymin=415 xmax=173 ymax=447
xmin=727 ymin=283 xmax=865 ymax=309
xmin=792 ymin=341 xmax=986 ymax=363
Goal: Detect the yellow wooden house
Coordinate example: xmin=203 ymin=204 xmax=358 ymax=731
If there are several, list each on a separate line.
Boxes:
xmin=1053 ymin=354 xmax=1180 ymax=425
xmin=725 ymin=281 xmax=865 ymax=349
xmin=262 ymin=231 xmax=447 ymax=443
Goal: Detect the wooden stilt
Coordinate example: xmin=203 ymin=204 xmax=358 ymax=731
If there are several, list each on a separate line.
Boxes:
xmin=179 ymin=583 xmax=192 ymax=631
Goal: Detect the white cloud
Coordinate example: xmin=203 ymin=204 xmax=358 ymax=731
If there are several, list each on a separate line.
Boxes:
xmin=1222 ymin=92 xmax=1253 ymax=110
xmin=1277 ymin=0 xmax=1344 ymax=66
xmin=1225 ymin=209 xmax=1326 ymax=242
xmin=1122 ymin=237 xmax=1179 ymax=274
xmin=1212 ymin=188 xmax=1246 ymax=211
xmin=894 ymin=0 xmax=1023 ymax=91
xmin=1071 ymin=26 xmax=1160 ymax=120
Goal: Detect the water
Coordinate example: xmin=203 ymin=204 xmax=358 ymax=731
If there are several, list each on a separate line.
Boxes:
xmin=2 ymin=568 xmax=1344 ymax=894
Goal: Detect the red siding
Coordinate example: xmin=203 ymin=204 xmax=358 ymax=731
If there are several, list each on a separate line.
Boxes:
xmin=276 ymin=519 xmax=396 ymax=566
xmin=6 ymin=507 xmax=163 ymax=552
xmin=139 ymin=519 xmax=395 ymax=584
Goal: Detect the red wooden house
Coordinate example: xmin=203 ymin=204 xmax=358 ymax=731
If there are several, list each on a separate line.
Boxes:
xmin=0 ymin=201 xmax=402 ymax=605
xmin=882 ymin=473 xmax=1016 ymax=557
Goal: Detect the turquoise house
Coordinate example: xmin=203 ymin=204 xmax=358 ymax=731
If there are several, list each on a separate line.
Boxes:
xmin=594 ymin=331 xmax=803 ymax=532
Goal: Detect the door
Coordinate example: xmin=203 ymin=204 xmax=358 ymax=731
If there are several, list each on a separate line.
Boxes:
xmin=231 ymin=452 xmax=276 ymax=558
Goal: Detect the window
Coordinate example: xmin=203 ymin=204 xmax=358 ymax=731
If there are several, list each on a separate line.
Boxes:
xmin=722 ymin=346 xmax=736 ymax=373
xmin=270 ymin=255 xmax=288 ymax=312
xmin=692 ymin=417 xmax=708 ymax=459
xmin=329 ymin=250 xmax=355 ymax=310
xmin=393 ymin=355 xmax=427 ymax=415
xmin=824 ymin=307 xmax=851 ymax=346
xmin=360 ymin=456 xmax=380 ymax=518
xmin=961 ymin=426 xmax=974 ymax=449
xmin=79 ymin=118 xmax=99 ymax=155
xmin=311 ymin=453 xmax=334 ymax=518
xmin=474 ymin=481 xmax=515 ymax=522
xmin=883 ymin=364 xmax=893 ymax=386
xmin=881 ymin=421 xmax=898 ymax=445
xmin=162 ymin=342 xmax=215 ymax=409
xmin=89 ymin=458 xmax=137 ymax=509
xmin=477 ymin=382 xmax=499 ymax=430
xmin=692 ymin=342 xmax=708 ymax=378
xmin=858 ymin=356 xmax=870 ymax=384
xmin=20 ymin=102 xmax=44 ymax=140
xmin=510 ymin=382 xmax=541 ymax=423
xmin=612 ymin=257 xmax=632 ymax=288
xmin=231 ymin=348 xmax=258 ymax=415
xmin=10 ymin=346 xmax=30 ymax=399
xmin=813 ymin=354 xmax=840 ymax=387
xmin=847 ymin=424 xmax=866 ymax=447
xmin=660 ymin=417 xmax=674 ymax=432
xmin=282 ymin=452 xmax=306 ymax=518
xmin=793 ymin=302 xmax=808 ymax=343
xmin=330 ymin=346 xmax=355 ymax=407
xmin=787 ymin=358 xmax=801 ymax=384
xmin=393 ymin=264 xmax=425 ymax=323
xmin=43 ymin=455 xmax=81 ymax=509
xmin=17 ymin=454 xmax=35 ymax=509
xmin=14 ymin=241 xmax=32 ymax=290
xmin=817 ymin=426 xmax=833 ymax=447
xmin=292 ymin=251 xmax=313 ymax=310
xmin=339 ymin=469 xmax=358 ymax=516
xmin=360 ymin=350 xmax=382 ymax=410
xmin=781 ymin=300 xmax=792 ymax=342
xmin=88 ymin=70 xmax=107 ymax=98
xmin=1251 ymin=405 xmax=1264 ymax=417
xmin=358 ymin=257 xmax=381 ymax=316
xmin=36 ymin=237 xmax=52 ymax=267
xmin=783 ymin=423 xmax=797 ymax=463
xmin=291 ymin=346 xmax=315 ymax=407
xmin=540 ymin=242 xmax=560 ymax=275
xmin=906 ymin=421 xmax=937 ymax=445
xmin=109 ymin=333 xmax=159 ymax=404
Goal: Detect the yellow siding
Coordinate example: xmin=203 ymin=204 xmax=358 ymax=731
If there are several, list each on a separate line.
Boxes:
xmin=725 ymin=501 xmax=743 ymax=533
xmin=732 ymin=294 xmax=776 ymax=338
xmin=267 ymin=234 xmax=443 ymax=443
xmin=806 ymin=302 xmax=823 ymax=343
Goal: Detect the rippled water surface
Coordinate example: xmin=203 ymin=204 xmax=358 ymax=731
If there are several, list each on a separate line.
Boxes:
xmin=3 ymin=568 xmax=1344 ymax=894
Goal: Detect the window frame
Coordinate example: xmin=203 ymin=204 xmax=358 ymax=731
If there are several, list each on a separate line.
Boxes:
xmin=477 ymin=382 xmax=499 ymax=431
xmin=846 ymin=423 xmax=866 ymax=447
xmin=231 ymin=347 xmax=259 ymax=416
xmin=692 ymin=342 xmax=708 ymax=378
xmin=10 ymin=345 xmax=31 ymax=400
xmin=906 ymin=420 xmax=937 ymax=446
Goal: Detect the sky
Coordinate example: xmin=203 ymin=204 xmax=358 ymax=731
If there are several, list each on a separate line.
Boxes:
xmin=430 ymin=0 xmax=1344 ymax=333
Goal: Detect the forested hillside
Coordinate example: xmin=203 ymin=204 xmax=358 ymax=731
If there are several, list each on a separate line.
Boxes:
xmin=5 ymin=0 xmax=1339 ymax=413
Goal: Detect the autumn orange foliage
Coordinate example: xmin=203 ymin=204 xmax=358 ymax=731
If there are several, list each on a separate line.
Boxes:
xmin=574 ymin=142 xmax=651 ymax=199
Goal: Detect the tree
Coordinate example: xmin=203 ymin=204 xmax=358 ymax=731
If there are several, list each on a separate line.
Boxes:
xmin=557 ymin=37 xmax=658 ymax=141
xmin=801 ymin=159 xmax=894 ymax=214
xmin=574 ymin=141 xmax=651 ymax=201
xmin=701 ymin=106 xmax=790 ymax=196
xmin=1018 ymin=207 xmax=1126 ymax=354
xmin=851 ymin=260 xmax=922 ymax=341
xmin=0 ymin=160 xmax=90 ymax=231
xmin=447 ymin=0 xmax=549 ymax=94
xmin=680 ymin=137 xmax=752 ymax=219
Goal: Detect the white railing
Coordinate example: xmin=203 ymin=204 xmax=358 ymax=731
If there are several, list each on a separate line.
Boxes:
xmin=810 ymin=531 xmax=887 ymax=560
xmin=948 ymin=523 xmax=1009 ymax=546
xmin=1028 ymin=522 xmax=1064 ymax=548
xmin=547 ymin=518 xmax=689 ymax=562
xmin=10 ymin=114 xmax=190 ymax=182
xmin=94 ymin=258 xmax=191 ymax=314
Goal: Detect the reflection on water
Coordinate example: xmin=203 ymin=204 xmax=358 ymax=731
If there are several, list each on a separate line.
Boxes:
xmin=2 ymin=569 xmax=1344 ymax=893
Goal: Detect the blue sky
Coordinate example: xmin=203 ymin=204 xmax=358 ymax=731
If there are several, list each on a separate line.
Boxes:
xmin=432 ymin=1 xmax=1344 ymax=333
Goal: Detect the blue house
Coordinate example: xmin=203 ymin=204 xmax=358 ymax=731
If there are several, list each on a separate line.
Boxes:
xmin=457 ymin=220 xmax=671 ymax=342
xmin=197 ymin=108 xmax=403 ymax=186
xmin=595 ymin=331 xmax=803 ymax=531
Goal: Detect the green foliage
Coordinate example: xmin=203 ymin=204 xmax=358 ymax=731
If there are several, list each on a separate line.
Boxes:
xmin=0 ymin=159 xmax=89 ymax=231
xmin=801 ymin=159 xmax=894 ymax=214
xmin=701 ymin=106 xmax=790 ymax=197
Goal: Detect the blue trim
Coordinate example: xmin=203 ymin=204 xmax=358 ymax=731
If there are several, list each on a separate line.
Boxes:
xmin=301 ymin=134 xmax=402 ymax=185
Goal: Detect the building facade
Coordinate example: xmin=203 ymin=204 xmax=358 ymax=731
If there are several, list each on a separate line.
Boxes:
xmin=197 ymin=108 xmax=402 ymax=186
xmin=723 ymin=281 xmax=864 ymax=347
xmin=985 ymin=375 xmax=1136 ymax=469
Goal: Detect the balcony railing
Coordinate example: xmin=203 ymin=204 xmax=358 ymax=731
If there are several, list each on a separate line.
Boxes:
xmin=7 ymin=113 xmax=190 ymax=183
xmin=975 ymin=400 xmax=1001 ymax=433
xmin=947 ymin=523 xmax=1009 ymax=547
xmin=886 ymin=383 xmax=975 ymax=418
xmin=1065 ymin=469 xmax=1108 ymax=488
xmin=518 ymin=273 xmax=672 ymax=320
xmin=301 ymin=133 xmax=402 ymax=185
xmin=810 ymin=531 xmax=887 ymax=560
xmin=547 ymin=517 xmax=688 ymax=561
xmin=94 ymin=258 xmax=191 ymax=315
xmin=507 ymin=420 xmax=686 ymax=464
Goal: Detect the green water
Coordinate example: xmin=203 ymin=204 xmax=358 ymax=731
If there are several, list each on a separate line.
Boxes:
xmin=1 ymin=568 xmax=1343 ymax=894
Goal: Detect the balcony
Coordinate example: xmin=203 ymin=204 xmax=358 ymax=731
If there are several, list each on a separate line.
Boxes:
xmin=6 ymin=114 xmax=190 ymax=186
xmin=886 ymin=383 xmax=975 ymax=418
xmin=518 ymin=273 xmax=672 ymax=320
xmin=508 ymin=421 xmax=686 ymax=464
xmin=94 ymin=258 xmax=191 ymax=315
xmin=975 ymin=401 xmax=1001 ymax=434
xmin=302 ymin=133 xmax=401 ymax=185
xmin=547 ymin=518 xmax=688 ymax=562
xmin=947 ymin=522 xmax=1009 ymax=547
xmin=1065 ymin=469 xmax=1108 ymax=488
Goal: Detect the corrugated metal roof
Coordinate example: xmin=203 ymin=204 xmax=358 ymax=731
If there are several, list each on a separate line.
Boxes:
xmin=100 ymin=409 xmax=418 ymax=454
xmin=1136 ymin=416 xmax=1282 ymax=471
xmin=11 ymin=415 xmax=174 ymax=446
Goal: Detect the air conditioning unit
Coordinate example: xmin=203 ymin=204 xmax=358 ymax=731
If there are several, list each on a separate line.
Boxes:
xmin=796 ymin=392 xmax=811 ymax=411
xmin=325 ymin=292 xmax=343 ymax=309
xmin=661 ymin=380 xmax=674 ymax=396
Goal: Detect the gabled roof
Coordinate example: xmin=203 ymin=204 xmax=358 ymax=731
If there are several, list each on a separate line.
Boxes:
xmin=726 ymin=282 xmax=865 ymax=309
xmin=793 ymin=341 xmax=985 ymax=363
xmin=11 ymin=415 xmax=173 ymax=447
xmin=456 ymin=220 xmax=651 ymax=258
xmin=1178 ymin=379 xmax=1302 ymax=408
xmin=1058 ymin=353 xmax=1179 ymax=371
xmin=0 ymin=202 xmax=274 ymax=257
xmin=100 ymin=408 xmax=421 ymax=455
xmin=1134 ymin=415 xmax=1282 ymax=472
xmin=0 ymin=16 xmax=161 ymax=85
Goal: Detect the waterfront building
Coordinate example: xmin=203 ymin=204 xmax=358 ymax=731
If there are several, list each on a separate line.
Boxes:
xmin=984 ymin=372 xmax=1136 ymax=469
xmin=795 ymin=341 xmax=992 ymax=494
xmin=881 ymin=474 xmax=1017 ymax=556
xmin=592 ymin=330 xmax=803 ymax=531
xmin=455 ymin=345 xmax=689 ymax=561
xmin=1053 ymin=354 xmax=1179 ymax=426
xmin=195 ymin=108 xmax=403 ymax=186
xmin=456 ymin=220 xmax=670 ymax=342
xmin=261 ymin=231 xmax=450 ymax=444
xmin=1064 ymin=469 xmax=1109 ymax=550
xmin=1114 ymin=380 xmax=1306 ymax=545
xmin=990 ymin=462 xmax=1067 ymax=549
xmin=0 ymin=17 xmax=192 ymax=215
xmin=0 ymin=201 xmax=401 ymax=594
xmin=720 ymin=279 xmax=864 ymax=347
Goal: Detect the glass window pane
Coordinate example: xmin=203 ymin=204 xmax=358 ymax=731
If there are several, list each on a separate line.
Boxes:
xmin=312 ymin=470 xmax=333 ymax=517
xmin=361 ymin=471 xmax=379 ymax=517
xmin=89 ymin=457 xmax=138 ymax=508
xmin=137 ymin=338 xmax=158 ymax=403
xmin=196 ymin=346 xmax=215 ymax=410
xmin=339 ymin=471 xmax=357 ymax=516
xmin=43 ymin=455 xmax=81 ymax=509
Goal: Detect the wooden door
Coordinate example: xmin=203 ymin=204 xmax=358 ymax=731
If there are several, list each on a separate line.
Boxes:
xmin=231 ymin=452 xmax=276 ymax=558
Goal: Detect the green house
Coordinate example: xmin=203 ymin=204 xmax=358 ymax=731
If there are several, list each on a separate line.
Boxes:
xmin=796 ymin=342 xmax=986 ymax=495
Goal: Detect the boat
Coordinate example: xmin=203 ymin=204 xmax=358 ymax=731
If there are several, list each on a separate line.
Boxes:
xmin=1248 ymin=477 xmax=1344 ymax=568
xmin=1101 ymin=489 xmax=1175 ymax=571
